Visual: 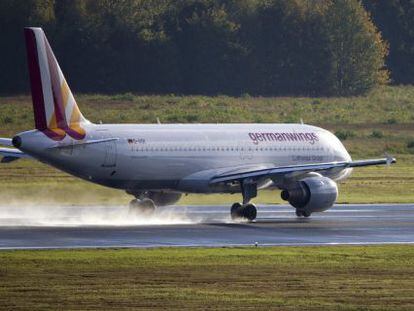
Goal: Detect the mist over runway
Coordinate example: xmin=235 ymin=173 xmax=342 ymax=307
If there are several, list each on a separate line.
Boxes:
xmin=0 ymin=204 xmax=413 ymax=249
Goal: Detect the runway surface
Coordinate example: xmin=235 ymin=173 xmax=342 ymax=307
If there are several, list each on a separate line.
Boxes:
xmin=0 ymin=204 xmax=413 ymax=249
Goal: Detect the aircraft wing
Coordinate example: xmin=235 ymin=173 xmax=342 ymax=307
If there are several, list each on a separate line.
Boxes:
xmin=0 ymin=137 xmax=30 ymax=163
xmin=0 ymin=138 xmax=13 ymax=147
xmin=0 ymin=147 xmax=31 ymax=163
xmin=209 ymin=157 xmax=396 ymax=185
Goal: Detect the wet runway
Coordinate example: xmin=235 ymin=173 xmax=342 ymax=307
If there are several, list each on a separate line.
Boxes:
xmin=0 ymin=204 xmax=413 ymax=249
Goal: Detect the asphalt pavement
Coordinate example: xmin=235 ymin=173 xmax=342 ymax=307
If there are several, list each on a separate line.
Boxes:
xmin=0 ymin=204 xmax=413 ymax=249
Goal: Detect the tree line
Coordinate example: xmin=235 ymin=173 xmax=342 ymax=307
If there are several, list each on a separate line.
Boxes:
xmin=0 ymin=0 xmax=411 ymax=97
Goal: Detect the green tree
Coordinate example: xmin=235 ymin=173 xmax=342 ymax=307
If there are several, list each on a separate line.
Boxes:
xmin=0 ymin=0 xmax=54 ymax=94
xmin=248 ymin=0 xmax=332 ymax=96
xmin=166 ymin=0 xmax=246 ymax=94
xmin=363 ymin=0 xmax=414 ymax=84
xmin=324 ymin=0 xmax=389 ymax=95
xmin=0 ymin=0 xmax=391 ymax=96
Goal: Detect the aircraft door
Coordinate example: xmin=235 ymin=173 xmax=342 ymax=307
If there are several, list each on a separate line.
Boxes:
xmin=102 ymin=140 xmax=117 ymax=167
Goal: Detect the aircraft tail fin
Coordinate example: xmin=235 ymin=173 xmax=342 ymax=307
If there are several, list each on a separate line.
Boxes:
xmin=24 ymin=27 xmax=88 ymax=141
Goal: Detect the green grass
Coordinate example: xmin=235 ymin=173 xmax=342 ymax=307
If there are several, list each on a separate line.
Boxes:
xmin=0 ymin=246 xmax=413 ymax=310
xmin=0 ymin=85 xmax=413 ymax=204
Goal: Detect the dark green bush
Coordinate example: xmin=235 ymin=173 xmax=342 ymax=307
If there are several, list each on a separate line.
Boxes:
xmin=2 ymin=116 xmax=13 ymax=124
xmin=335 ymin=130 xmax=356 ymax=140
xmin=370 ymin=130 xmax=384 ymax=138
xmin=386 ymin=118 xmax=398 ymax=124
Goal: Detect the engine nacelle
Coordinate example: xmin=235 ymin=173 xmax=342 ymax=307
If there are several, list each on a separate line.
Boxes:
xmin=281 ymin=176 xmax=338 ymax=213
xmin=147 ymin=191 xmax=182 ymax=206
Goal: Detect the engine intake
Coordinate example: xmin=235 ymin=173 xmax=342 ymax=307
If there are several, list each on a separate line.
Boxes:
xmin=281 ymin=176 xmax=338 ymax=213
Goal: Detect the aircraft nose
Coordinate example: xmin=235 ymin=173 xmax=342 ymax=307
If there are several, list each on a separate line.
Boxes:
xmin=12 ymin=136 xmax=22 ymax=148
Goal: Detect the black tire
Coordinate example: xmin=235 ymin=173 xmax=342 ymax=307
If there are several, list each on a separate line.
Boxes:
xmin=231 ymin=202 xmax=242 ymax=220
xmin=140 ymin=198 xmax=156 ymax=215
xmin=295 ymin=209 xmax=303 ymax=217
xmin=128 ymin=204 xmax=139 ymax=217
xmin=128 ymin=199 xmax=141 ymax=213
xmin=128 ymin=198 xmax=156 ymax=216
xmin=243 ymin=203 xmax=257 ymax=221
xmin=302 ymin=210 xmax=311 ymax=218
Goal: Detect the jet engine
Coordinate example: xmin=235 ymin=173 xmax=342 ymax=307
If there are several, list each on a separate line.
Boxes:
xmin=281 ymin=176 xmax=338 ymax=213
xmin=147 ymin=191 xmax=182 ymax=206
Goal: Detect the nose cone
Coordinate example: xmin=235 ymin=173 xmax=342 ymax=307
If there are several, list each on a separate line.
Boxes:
xmin=326 ymin=129 xmax=353 ymax=181
xmin=336 ymin=141 xmax=352 ymax=162
xmin=327 ymin=131 xmax=352 ymax=162
xmin=338 ymin=140 xmax=352 ymax=162
xmin=12 ymin=136 xmax=22 ymax=149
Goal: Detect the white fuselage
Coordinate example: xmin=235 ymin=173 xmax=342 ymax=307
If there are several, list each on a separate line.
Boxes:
xmin=17 ymin=123 xmax=352 ymax=194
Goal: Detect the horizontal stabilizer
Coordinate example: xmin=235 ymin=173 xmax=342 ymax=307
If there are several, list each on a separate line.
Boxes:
xmin=1 ymin=157 xmax=20 ymax=163
xmin=0 ymin=147 xmax=31 ymax=163
xmin=0 ymin=138 xmax=13 ymax=147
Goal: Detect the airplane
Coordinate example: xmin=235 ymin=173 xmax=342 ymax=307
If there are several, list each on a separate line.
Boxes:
xmin=0 ymin=27 xmax=396 ymax=221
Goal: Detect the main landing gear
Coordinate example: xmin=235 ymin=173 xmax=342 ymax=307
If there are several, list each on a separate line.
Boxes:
xmin=230 ymin=179 xmax=258 ymax=222
xmin=231 ymin=202 xmax=257 ymax=221
xmin=295 ymin=209 xmax=311 ymax=218
xmin=128 ymin=198 xmax=156 ymax=216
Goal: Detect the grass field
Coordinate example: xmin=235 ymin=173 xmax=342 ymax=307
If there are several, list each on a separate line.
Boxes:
xmin=0 ymin=88 xmax=413 ymax=311
xmin=0 ymin=246 xmax=413 ymax=310
xmin=0 ymin=85 xmax=413 ymax=204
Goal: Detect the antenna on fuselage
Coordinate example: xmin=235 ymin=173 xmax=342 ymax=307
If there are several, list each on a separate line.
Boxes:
xmin=156 ymin=117 xmax=161 ymax=124
xmin=300 ymin=118 xmax=304 ymax=125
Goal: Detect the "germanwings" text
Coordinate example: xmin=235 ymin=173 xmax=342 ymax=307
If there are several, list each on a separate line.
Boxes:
xmin=248 ymin=132 xmax=319 ymax=145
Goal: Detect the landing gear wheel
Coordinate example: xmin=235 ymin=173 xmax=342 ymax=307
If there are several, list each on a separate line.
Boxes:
xmin=230 ymin=203 xmax=257 ymax=222
xmin=302 ymin=210 xmax=311 ymax=218
xmin=243 ymin=203 xmax=257 ymax=221
xmin=231 ymin=203 xmax=243 ymax=220
xmin=128 ymin=198 xmax=156 ymax=216
xmin=129 ymin=199 xmax=140 ymax=209
xmin=295 ymin=209 xmax=311 ymax=218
